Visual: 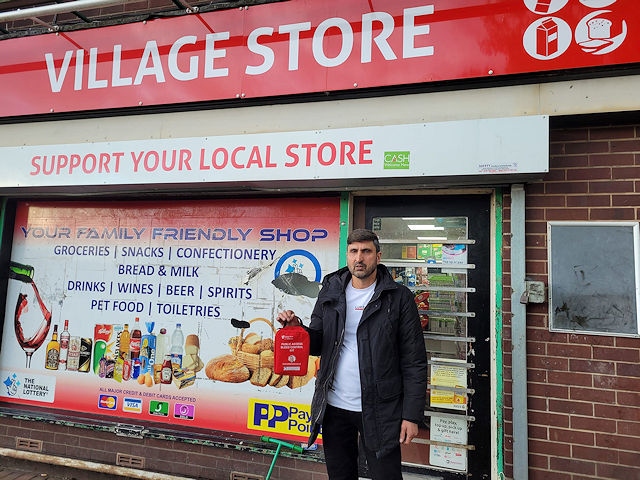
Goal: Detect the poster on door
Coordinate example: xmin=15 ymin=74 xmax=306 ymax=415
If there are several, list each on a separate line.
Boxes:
xmin=0 ymin=198 xmax=340 ymax=440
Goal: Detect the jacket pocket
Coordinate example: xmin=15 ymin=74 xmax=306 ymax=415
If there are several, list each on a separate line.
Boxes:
xmin=376 ymin=377 xmax=402 ymax=400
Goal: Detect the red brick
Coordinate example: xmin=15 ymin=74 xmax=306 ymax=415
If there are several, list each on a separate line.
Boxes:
xmin=550 ymin=154 xmax=589 ymax=167
xmin=528 ymin=194 xmax=567 ymax=207
xmin=545 ymin=208 xmax=590 ymax=220
xmin=529 ymin=438 xmax=571 ymax=456
xmin=617 ymin=391 xmax=640 ymax=407
xmin=595 ymin=404 xmax=640 ymax=421
xmin=611 ymin=139 xmax=640 ymax=152
xmin=596 ymin=433 xmax=640 ymax=452
xmin=612 ymin=194 xmax=640 ymax=206
xmin=529 ymin=470 xmax=571 ymax=480
xmin=593 ymin=346 xmax=640 ymax=362
xmin=569 ymin=359 xmax=615 ymax=375
xmin=549 ymin=427 xmax=594 ymax=445
xmin=594 ymin=374 xmax=640 ymax=391
xmin=594 ymin=153 xmax=635 ymax=166
xmin=548 ymin=343 xmax=592 ymax=358
xmin=529 ymin=453 xmax=550 ymax=469
xmin=590 ymin=126 xmax=636 ymax=140
xmin=548 ymin=399 xmax=593 ymax=416
xmin=567 ymin=194 xmax=611 ymax=207
xmin=616 ymin=362 xmax=640 ymax=377
xmin=529 ymin=411 xmax=570 ymax=428
xmin=569 ymin=386 xmax=615 ymax=404
xmin=548 ymin=371 xmax=592 ymax=387
xmin=613 ymin=165 xmax=640 ymax=178
xmin=545 ymin=182 xmax=589 ymax=194
xmin=551 ymin=129 xmax=589 ymax=142
xmin=596 ymin=462 xmax=640 ymax=479
xmin=565 ymin=141 xmax=610 ymax=155
xmin=567 ymin=167 xmax=612 ymax=181
xmin=590 ymin=208 xmax=636 ymax=220
xmin=570 ymin=415 xmax=617 ymax=434
xmin=590 ymin=180 xmax=636 ymax=193
xmin=618 ymin=449 xmax=640 ymax=467
xmin=549 ymin=456 xmax=596 ymax=475
xmin=572 ymin=445 xmax=619 ymax=464
xmin=617 ymin=420 xmax=640 ymax=436
xmin=528 ymin=355 xmax=569 ymax=371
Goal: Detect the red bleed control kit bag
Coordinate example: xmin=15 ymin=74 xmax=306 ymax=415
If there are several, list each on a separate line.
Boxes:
xmin=273 ymin=325 xmax=310 ymax=376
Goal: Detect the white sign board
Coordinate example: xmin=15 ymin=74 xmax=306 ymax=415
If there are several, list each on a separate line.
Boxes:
xmin=0 ymin=116 xmax=548 ymax=190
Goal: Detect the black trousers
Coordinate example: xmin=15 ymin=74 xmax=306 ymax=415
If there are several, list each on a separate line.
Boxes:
xmin=322 ymin=404 xmax=403 ymax=480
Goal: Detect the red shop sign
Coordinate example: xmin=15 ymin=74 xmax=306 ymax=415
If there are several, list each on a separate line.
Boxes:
xmin=1 ymin=0 xmax=638 ymax=118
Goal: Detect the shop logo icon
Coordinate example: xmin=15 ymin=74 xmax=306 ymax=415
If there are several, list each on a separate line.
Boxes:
xmin=384 ymin=151 xmax=410 ymax=170
xmin=523 ymin=0 xmax=627 ymax=60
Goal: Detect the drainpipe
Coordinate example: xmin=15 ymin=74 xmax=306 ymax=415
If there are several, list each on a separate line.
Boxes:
xmin=0 ymin=0 xmax=128 ymax=23
xmin=510 ymin=184 xmax=529 ymax=480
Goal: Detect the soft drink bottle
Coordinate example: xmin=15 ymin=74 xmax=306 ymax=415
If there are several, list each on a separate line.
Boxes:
xmin=170 ymin=323 xmax=184 ymax=369
xmin=130 ymin=317 xmax=142 ymax=360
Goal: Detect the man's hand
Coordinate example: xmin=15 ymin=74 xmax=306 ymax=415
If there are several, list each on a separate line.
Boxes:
xmin=399 ymin=420 xmax=419 ymax=445
xmin=276 ymin=310 xmax=301 ymax=328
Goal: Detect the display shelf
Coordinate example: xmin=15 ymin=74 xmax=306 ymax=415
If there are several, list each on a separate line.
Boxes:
xmin=424 ymin=410 xmax=476 ymax=422
xmin=379 ymin=239 xmax=476 ymax=245
xmin=424 ymin=334 xmax=475 ymax=343
xmin=427 ymin=384 xmax=476 ymax=395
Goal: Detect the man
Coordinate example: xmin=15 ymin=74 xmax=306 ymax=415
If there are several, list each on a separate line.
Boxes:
xmin=277 ymin=229 xmax=427 ymax=480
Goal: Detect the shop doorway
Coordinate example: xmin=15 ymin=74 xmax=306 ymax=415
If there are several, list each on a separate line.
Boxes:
xmin=356 ymin=193 xmax=492 ymax=479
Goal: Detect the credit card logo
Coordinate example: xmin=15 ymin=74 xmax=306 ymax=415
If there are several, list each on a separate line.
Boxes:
xmin=123 ymin=397 xmax=142 ymax=414
xmin=98 ymin=394 xmax=117 ymax=410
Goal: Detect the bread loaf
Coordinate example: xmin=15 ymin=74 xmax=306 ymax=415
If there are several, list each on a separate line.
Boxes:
xmin=250 ymin=367 xmax=272 ymax=387
xmin=205 ymin=354 xmax=250 ymax=383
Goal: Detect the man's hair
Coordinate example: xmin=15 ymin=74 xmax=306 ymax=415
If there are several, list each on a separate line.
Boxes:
xmin=347 ymin=228 xmax=381 ymax=252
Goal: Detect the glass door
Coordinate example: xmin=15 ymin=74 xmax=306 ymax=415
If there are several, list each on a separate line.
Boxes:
xmin=361 ymin=194 xmax=492 ymax=480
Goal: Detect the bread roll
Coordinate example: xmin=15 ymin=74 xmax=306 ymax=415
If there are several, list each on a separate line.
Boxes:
xmin=259 ymin=338 xmax=274 ymax=352
xmin=241 ymin=342 xmax=261 ymax=354
xmin=244 ymin=333 xmax=261 ymax=345
xmin=205 ymin=354 xmax=250 ymax=383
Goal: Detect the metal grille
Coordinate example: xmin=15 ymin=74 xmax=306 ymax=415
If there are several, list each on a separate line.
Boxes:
xmin=15 ymin=437 xmax=43 ymax=452
xmin=115 ymin=453 xmax=145 ymax=469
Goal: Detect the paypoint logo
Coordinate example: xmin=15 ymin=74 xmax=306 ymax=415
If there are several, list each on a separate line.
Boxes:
xmin=384 ymin=151 xmax=410 ymax=170
xmin=247 ymin=399 xmax=312 ymax=437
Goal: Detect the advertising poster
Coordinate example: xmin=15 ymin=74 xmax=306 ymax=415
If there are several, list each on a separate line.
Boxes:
xmin=429 ymin=359 xmax=468 ymax=411
xmin=0 ymin=198 xmax=340 ymax=441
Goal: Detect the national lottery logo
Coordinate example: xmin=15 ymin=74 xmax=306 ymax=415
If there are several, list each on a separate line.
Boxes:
xmin=2 ymin=373 xmax=19 ymax=397
xmin=247 ymin=399 xmax=314 ymax=438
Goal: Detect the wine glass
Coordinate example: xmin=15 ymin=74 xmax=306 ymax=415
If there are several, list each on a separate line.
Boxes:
xmin=10 ymin=263 xmax=52 ymax=368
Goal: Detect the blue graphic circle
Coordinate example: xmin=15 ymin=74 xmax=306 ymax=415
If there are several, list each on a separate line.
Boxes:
xmin=274 ymin=249 xmax=322 ymax=282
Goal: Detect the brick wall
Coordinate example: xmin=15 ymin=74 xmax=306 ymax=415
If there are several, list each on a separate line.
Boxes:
xmin=0 ymin=414 xmax=329 ymax=480
xmin=502 ymin=123 xmax=640 ymax=480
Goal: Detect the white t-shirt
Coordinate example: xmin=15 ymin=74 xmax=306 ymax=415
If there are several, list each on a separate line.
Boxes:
xmin=327 ymin=280 xmax=376 ymax=412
